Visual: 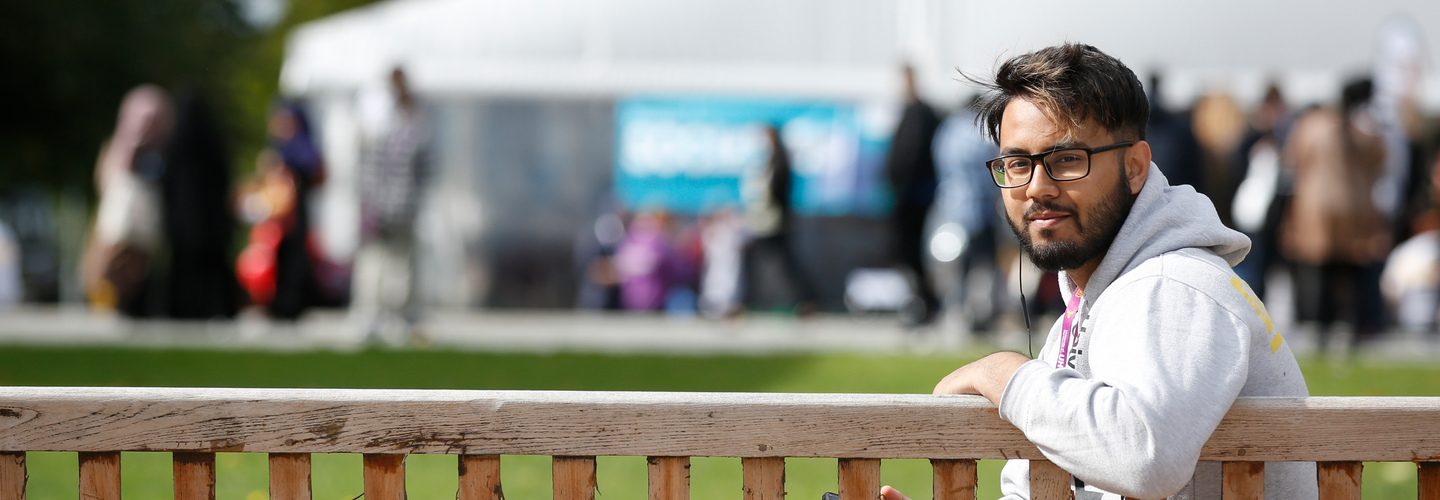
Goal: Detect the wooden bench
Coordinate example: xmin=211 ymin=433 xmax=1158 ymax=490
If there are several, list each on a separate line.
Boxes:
xmin=2 ymin=388 xmax=1439 ymax=499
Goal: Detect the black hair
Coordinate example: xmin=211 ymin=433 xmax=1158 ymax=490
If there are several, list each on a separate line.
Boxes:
xmin=969 ymin=43 xmax=1149 ymax=145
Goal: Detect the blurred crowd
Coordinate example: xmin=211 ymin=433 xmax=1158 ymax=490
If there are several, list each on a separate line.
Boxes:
xmin=1147 ymin=72 xmax=1436 ymax=353
xmin=64 ymin=67 xmax=431 ymax=344
xmin=572 ymin=125 xmax=819 ymax=320
xmin=569 ymin=58 xmax=1440 ymax=353
xmin=0 ymin=50 xmax=1437 ymax=351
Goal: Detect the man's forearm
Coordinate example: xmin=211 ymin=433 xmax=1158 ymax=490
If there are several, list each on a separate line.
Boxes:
xmin=933 ymin=351 xmax=1032 ymax=405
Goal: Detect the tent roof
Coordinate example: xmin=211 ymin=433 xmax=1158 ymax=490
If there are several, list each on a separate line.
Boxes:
xmin=281 ymin=0 xmax=904 ymax=101
xmin=281 ymin=0 xmax=1440 ymax=110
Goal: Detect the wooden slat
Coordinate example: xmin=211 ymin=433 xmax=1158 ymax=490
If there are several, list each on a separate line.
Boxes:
xmin=553 ymin=456 xmax=596 ymax=500
xmin=0 ymin=388 xmax=1038 ymax=458
xmin=269 ymin=453 xmax=311 ymax=500
xmin=174 ymin=453 xmax=216 ymax=500
xmin=1221 ymin=461 xmax=1263 ymax=500
xmin=1419 ymin=462 xmax=1440 ymax=500
xmin=459 ymin=455 xmax=502 ymax=500
xmin=0 ymin=452 xmax=23 ymax=500
xmin=363 ymin=454 xmax=406 ymax=500
xmin=5 ymin=389 xmax=1440 ymax=461
xmin=1027 ymin=460 xmax=1070 ymax=500
xmin=1200 ymin=397 xmax=1440 ymax=461
xmin=647 ymin=456 xmax=689 ymax=500
xmin=742 ymin=457 xmax=784 ymax=500
xmin=838 ymin=458 xmax=879 ymax=500
xmin=930 ymin=459 xmax=976 ymax=500
xmin=79 ymin=452 xmax=121 ymax=500
xmin=1316 ymin=461 xmax=1360 ymax=500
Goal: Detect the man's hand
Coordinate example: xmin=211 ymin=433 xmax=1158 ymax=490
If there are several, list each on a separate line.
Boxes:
xmin=880 ymin=485 xmax=909 ymax=500
xmin=877 ymin=353 xmax=1031 ymax=500
xmin=933 ymin=351 xmax=1032 ymax=406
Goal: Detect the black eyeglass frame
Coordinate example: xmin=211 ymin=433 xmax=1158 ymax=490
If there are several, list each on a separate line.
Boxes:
xmin=986 ymin=141 xmax=1135 ymax=188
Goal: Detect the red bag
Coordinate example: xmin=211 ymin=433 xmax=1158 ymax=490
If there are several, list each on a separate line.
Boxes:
xmin=236 ymin=219 xmax=285 ymax=305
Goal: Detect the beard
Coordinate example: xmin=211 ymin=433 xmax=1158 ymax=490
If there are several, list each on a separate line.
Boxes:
xmin=1007 ymin=166 xmax=1134 ymax=273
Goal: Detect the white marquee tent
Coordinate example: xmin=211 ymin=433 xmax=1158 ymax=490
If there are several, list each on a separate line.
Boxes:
xmin=279 ymin=0 xmax=1439 ymax=309
xmin=281 ymin=0 xmax=1439 ymax=110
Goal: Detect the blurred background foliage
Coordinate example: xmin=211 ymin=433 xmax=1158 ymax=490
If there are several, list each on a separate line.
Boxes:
xmin=0 ymin=0 xmax=378 ymax=192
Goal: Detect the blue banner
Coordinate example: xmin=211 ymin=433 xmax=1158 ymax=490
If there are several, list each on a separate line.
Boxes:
xmin=614 ymin=96 xmax=895 ymax=216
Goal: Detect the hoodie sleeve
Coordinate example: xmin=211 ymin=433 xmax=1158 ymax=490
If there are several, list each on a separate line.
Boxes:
xmin=998 ymin=459 xmax=1030 ymax=499
xmin=997 ymin=275 xmax=1251 ymax=498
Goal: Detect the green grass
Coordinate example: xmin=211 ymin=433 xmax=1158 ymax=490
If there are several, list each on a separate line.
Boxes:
xmin=2 ymin=346 xmax=1437 ymax=499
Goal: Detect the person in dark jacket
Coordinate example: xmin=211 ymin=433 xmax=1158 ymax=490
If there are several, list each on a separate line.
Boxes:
xmin=742 ymin=124 xmax=816 ymax=313
xmin=886 ymin=65 xmax=942 ymax=326
xmin=1144 ymin=74 xmax=1204 ymax=192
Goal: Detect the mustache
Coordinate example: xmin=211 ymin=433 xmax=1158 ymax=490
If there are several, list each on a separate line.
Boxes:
xmin=1023 ymin=201 xmax=1078 ymax=220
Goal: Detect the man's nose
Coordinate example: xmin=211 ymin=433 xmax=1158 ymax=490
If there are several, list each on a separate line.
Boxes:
xmin=1025 ymin=163 xmax=1060 ymax=199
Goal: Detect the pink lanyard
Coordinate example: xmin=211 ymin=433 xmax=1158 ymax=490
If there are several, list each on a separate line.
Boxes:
xmin=1055 ymin=290 xmax=1084 ymax=369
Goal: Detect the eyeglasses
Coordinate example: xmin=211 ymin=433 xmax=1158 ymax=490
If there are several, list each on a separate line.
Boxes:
xmin=986 ymin=142 xmax=1134 ymax=188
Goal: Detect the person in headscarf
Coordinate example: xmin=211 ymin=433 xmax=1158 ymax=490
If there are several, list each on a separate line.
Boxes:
xmin=265 ymin=102 xmax=326 ymax=320
xmin=161 ymin=90 xmax=240 ymax=319
xmin=82 ymin=84 xmax=174 ymax=317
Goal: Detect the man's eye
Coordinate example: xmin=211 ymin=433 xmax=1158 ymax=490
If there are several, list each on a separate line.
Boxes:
xmin=1052 ymin=153 xmax=1084 ymax=164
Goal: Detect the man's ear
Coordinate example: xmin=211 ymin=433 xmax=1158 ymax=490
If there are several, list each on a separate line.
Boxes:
xmin=1125 ymin=141 xmax=1151 ymax=194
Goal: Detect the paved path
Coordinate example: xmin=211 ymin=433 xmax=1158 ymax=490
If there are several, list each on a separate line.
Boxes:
xmin=0 ymin=306 xmax=976 ymax=354
xmin=1 ymin=306 xmax=1438 ymax=362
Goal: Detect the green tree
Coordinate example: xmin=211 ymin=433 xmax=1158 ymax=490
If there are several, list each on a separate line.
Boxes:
xmin=0 ymin=0 xmax=251 ymax=190
xmin=0 ymin=0 xmax=379 ymax=193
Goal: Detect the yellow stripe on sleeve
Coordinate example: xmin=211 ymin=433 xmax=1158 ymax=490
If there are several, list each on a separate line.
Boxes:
xmin=1231 ymin=276 xmax=1282 ymax=353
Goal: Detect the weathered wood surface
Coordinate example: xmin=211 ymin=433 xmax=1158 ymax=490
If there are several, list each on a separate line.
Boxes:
xmin=1200 ymin=397 xmax=1440 ymax=461
xmin=459 ymin=455 xmax=503 ymax=500
xmin=269 ymin=453 xmax=311 ymax=500
xmin=0 ymin=388 xmax=1035 ymax=458
xmin=174 ymin=452 xmax=216 ymax=500
xmin=1316 ymin=461 xmax=1361 ymax=500
xmin=553 ymin=456 xmax=596 ymax=500
xmin=363 ymin=454 xmax=405 ymax=500
xmin=1221 ymin=461 xmax=1264 ymax=500
xmin=79 ymin=452 xmax=121 ymax=500
xmin=742 ymin=457 xmax=784 ymax=500
xmin=1027 ymin=460 xmax=1070 ymax=500
xmin=838 ymin=458 xmax=879 ymax=500
xmin=1420 ymin=462 xmax=1440 ymax=500
xmin=2 ymin=388 xmax=1439 ymax=461
xmin=648 ymin=456 xmax=689 ymax=500
xmin=0 ymin=452 xmax=23 ymax=500
xmin=930 ymin=459 xmax=976 ymax=500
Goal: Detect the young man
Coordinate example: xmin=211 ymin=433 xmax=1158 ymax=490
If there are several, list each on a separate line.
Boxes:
xmin=883 ymin=44 xmax=1313 ymax=499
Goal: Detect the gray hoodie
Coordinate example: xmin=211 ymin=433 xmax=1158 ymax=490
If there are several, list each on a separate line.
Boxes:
xmin=997 ymin=164 xmax=1314 ymax=500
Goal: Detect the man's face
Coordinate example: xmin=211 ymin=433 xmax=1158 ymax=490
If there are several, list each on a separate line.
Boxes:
xmin=998 ymin=99 xmax=1142 ymax=273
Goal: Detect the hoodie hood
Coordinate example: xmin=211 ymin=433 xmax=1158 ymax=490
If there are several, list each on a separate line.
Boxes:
xmin=1061 ymin=162 xmax=1250 ymax=299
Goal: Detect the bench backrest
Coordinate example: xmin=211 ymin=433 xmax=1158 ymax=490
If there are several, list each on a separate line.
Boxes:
xmin=3 ymin=388 xmax=1439 ymax=499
